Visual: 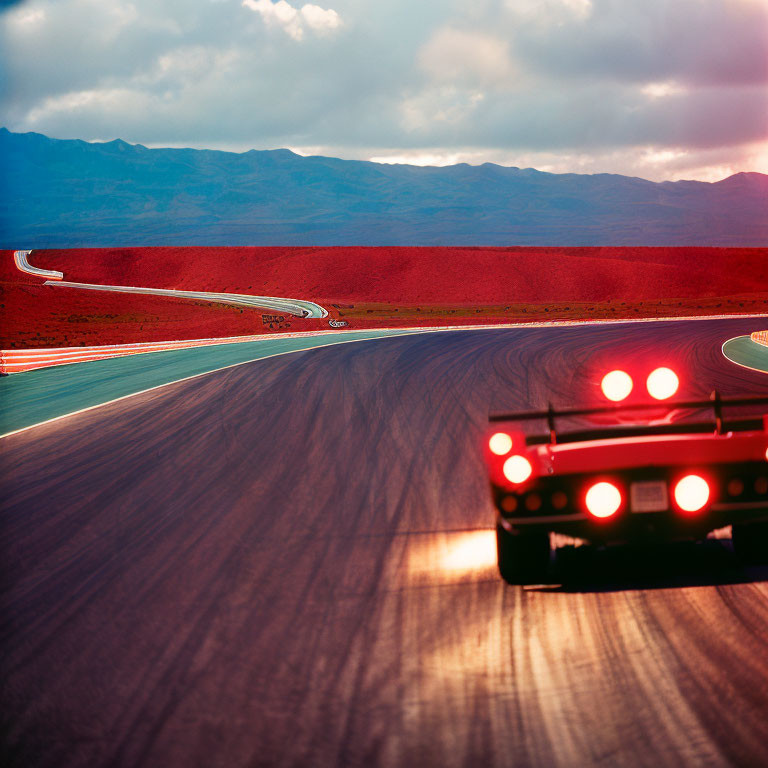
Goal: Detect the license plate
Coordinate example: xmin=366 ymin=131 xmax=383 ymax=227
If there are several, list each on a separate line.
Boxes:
xmin=630 ymin=481 xmax=669 ymax=513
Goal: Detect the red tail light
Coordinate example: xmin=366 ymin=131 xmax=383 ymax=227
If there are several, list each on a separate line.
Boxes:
xmin=488 ymin=432 xmax=513 ymax=456
xmin=601 ymin=370 xmax=633 ymax=402
xmin=646 ymin=367 xmax=679 ymax=400
xmin=503 ymin=455 xmax=533 ymax=484
xmin=673 ymin=474 xmax=710 ymax=512
xmin=585 ymin=481 xmax=622 ymax=518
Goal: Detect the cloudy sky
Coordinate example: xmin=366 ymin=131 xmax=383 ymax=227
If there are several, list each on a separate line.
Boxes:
xmin=1 ymin=0 xmax=766 ymax=180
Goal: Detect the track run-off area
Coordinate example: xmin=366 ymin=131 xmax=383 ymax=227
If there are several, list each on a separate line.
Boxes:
xmin=0 ymin=328 xmax=426 ymax=436
xmin=2 ymin=315 xmax=768 ymax=768
xmin=722 ymin=334 xmax=768 ymax=374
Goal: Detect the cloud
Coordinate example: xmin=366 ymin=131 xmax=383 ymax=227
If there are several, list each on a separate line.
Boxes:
xmin=513 ymin=0 xmax=768 ymax=87
xmin=0 ymin=0 xmax=766 ymax=181
xmin=24 ymin=87 xmax=151 ymax=126
xmin=242 ymin=0 xmax=340 ymax=41
xmin=419 ymin=27 xmax=514 ymax=86
xmin=641 ymin=81 xmax=685 ymax=99
xmin=505 ymin=0 xmax=593 ymax=25
xmin=361 ymin=139 xmax=768 ymax=183
xmin=399 ymin=88 xmax=487 ymax=134
xmin=5 ymin=7 xmax=45 ymax=25
xmin=368 ymin=151 xmax=468 ymax=167
xmin=300 ymin=3 xmax=341 ymax=32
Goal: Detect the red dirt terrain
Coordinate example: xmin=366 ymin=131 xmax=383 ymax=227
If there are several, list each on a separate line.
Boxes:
xmin=2 ymin=247 xmax=767 ymax=348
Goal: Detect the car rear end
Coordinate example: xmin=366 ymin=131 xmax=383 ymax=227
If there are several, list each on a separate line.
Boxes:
xmin=486 ymin=384 xmax=768 ymax=584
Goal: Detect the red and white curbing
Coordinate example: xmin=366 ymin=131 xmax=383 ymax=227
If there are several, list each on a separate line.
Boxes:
xmin=5 ymin=314 xmax=768 ymax=375
xmin=752 ymin=331 xmax=768 ymax=347
xmin=0 ymin=332 xmax=347 ymax=374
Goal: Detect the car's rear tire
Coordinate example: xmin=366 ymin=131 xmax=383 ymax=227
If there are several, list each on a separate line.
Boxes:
xmin=732 ymin=521 xmax=768 ymax=565
xmin=496 ymin=523 xmax=551 ymax=585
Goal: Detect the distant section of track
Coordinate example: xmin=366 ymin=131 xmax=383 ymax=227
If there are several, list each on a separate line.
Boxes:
xmin=43 ymin=279 xmax=328 ymax=318
xmin=13 ymin=250 xmax=63 ymax=280
xmin=2 ymin=316 xmax=768 ymax=768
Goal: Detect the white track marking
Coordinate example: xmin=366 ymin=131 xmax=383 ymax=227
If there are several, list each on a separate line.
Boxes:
xmin=2 ymin=313 xmax=766 ymax=441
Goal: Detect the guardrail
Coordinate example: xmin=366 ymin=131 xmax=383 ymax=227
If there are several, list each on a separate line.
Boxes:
xmin=751 ymin=331 xmax=768 ymax=347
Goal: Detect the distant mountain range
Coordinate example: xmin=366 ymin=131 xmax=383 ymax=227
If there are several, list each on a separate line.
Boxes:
xmin=1 ymin=128 xmax=766 ymax=247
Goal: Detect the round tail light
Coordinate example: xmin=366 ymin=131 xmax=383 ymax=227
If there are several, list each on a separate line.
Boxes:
xmin=503 ymin=455 xmax=533 ymax=484
xmin=674 ymin=474 xmax=710 ymax=512
xmin=646 ymin=367 xmax=679 ymax=400
xmin=585 ymin=481 xmax=622 ymax=518
xmin=489 ymin=432 xmax=513 ymax=456
xmin=601 ymin=370 xmax=633 ymax=402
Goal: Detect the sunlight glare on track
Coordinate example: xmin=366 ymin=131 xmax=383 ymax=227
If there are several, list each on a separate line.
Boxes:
xmin=406 ymin=530 xmax=498 ymax=585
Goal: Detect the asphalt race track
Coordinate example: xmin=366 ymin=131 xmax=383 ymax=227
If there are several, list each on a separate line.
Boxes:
xmin=2 ymin=316 xmax=768 ymax=768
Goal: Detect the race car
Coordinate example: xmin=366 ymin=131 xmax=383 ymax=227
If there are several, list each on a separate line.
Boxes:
xmin=486 ymin=366 xmax=768 ymax=584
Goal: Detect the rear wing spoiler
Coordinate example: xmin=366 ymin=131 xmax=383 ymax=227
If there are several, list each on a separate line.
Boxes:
xmin=489 ymin=392 xmax=768 ymax=445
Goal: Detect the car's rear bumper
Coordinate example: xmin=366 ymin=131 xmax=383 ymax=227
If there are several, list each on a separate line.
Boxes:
xmin=493 ymin=460 xmax=768 ymax=544
xmin=498 ymin=503 xmax=768 ymax=544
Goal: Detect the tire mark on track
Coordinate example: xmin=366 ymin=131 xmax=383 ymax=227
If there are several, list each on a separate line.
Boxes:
xmin=3 ymin=317 xmax=768 ymax=768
